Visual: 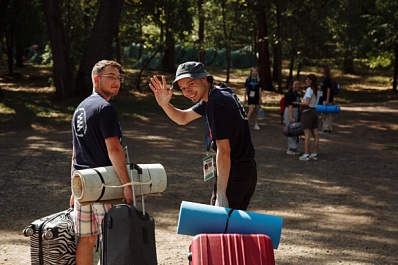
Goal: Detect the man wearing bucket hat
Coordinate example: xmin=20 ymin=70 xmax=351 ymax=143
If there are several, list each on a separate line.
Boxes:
xmin=150 ymin=61 xmax=257 ymax=211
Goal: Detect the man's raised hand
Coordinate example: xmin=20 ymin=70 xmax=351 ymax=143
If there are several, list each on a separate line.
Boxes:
xmin=149 ymin=76 xmax=173 ymax=108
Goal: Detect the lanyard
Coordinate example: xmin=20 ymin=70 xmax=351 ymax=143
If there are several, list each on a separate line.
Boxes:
xmin=205 ymin=84 xmax=214 ymax=153
xmin=251 ymin=77 xmax=257 ymax=90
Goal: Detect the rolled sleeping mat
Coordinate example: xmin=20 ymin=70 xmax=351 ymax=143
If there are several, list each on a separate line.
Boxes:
xmin=177 ymin=201 xmax=283 ymax=249
xmin=316 ymin=105 xmax=340 ymax=113
xmin=72 ymin=164 xmax=167 ymax=205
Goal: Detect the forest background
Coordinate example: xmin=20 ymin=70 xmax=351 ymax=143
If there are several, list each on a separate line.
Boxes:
xmin=1 ymin=1 xmax=398 ymax=264
xmin=0 ymin=0 xmax=398 ymax=100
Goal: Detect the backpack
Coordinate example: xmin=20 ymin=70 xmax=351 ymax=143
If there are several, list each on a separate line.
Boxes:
xmin=332 ymin=81 xmax=340 ymax=96
xmin=279 ymin=96 xmax=285 ymax=124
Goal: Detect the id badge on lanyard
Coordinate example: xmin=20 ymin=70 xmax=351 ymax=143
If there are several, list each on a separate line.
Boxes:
xmin=249 ymin=78 xmax=257 ymax=98
xmin=203 ymin=155 xmax=214 ymax=181
xmin=203 ymin=84 xmax=215 ymax=181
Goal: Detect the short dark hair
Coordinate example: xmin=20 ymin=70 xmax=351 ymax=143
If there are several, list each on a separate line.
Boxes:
xmin=92 ymin=60 xmax=121 ymax=79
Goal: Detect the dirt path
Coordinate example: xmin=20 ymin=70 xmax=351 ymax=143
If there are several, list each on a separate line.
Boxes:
xmin=0 ymin=100 xmax=397 ymax=265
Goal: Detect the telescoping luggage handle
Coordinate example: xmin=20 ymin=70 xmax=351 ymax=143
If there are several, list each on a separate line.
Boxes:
xmin=130 ymin=163 xmax=146 ymax=215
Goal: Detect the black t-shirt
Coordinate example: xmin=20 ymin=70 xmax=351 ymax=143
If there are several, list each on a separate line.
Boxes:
xmin=72 ymin=94 xmax=122 ymax=170
xmin=319 ymin=77 xmax=334 ymax=104
xmin=192 ymin=83 xmax=255 ymax=163
xmin=245 ymin=77 xmax=261 ymax=96
xmin=284 ymin=90 xmax=300 ymax=108
xmin=245 ymin=77 xmax=261 ymax=104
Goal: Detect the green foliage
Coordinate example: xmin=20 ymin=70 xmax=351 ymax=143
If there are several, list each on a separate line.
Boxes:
xmin=366 ymin=52 xmax=393 ymax=68
xmin=5 ymin=0 xmax=47 ymax=49
xmin=3 ymin=0 xmax=398 ymax=93
xmin=61 ymin=0 xmax=100 ymax=66
xmin=203 ymin=0 xmax=253 ymax=49
xmin=147 ymin=0 xmax=194 ymax=39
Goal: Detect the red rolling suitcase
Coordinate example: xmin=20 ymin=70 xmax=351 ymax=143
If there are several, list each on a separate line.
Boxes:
xmin=190 ymin=233 xmax=275 ymax=265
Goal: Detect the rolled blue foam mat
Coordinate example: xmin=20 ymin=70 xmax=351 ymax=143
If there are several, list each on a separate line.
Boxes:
xmin=177 ymin=201 xmax=283 ymax=249
xmin=316 ymin=105 xmax=340 ymax=113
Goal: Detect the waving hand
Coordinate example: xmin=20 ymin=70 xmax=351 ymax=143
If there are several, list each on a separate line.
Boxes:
xmin=149 ymin=76 xmax=173 ymax=108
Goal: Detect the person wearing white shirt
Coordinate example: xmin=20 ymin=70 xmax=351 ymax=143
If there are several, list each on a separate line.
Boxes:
xmin=294 ymin=74 xmax=321 ymax=161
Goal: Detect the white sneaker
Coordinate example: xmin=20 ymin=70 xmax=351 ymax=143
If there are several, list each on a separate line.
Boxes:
xmin=310 ymin=154 xmax=318 ymax=161
xmin=287 ymin=149 xmax=300 ymax=155
xmin=299 ymin=154 xmax=310 ymax=161
xmin=253 ymin=124 xmax=260 ymax=130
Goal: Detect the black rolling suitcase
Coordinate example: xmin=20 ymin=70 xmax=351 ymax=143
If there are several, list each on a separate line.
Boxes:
xmin=101 ymin=163 xmax=157 ymax=265
xmin=23 ymin=208 xmax=76 ymax=265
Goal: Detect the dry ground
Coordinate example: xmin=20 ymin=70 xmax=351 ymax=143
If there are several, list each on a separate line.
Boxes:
xmin=0 ymin=95 xmax=397 ymax=264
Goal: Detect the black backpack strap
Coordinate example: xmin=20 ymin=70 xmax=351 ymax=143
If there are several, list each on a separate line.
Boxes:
xmin=93 ymin=168 xmax=106 ymax=202
xmin=224 ymin=208 xmax=235 ymax=233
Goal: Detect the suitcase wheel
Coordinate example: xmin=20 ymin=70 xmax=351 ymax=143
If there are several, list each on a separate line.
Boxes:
xmin=23 ymin=226 xmax=34 ymax=237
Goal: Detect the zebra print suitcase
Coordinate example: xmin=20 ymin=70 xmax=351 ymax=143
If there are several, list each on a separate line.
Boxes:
xmin=23 ymin=208 xmax=76 ymax=265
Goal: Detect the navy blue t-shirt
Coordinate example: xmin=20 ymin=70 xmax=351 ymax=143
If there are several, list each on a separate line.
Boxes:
xmin=245 ymin=77 xmax=261 ymax=104
xmin=285 ymin=90 xmax=300 ymax=108
xmin=72 ymin=94 xmax=122 ymax=170
xmin=192 ymin=83 xmax=255 ymax=163
xmin=319 ymin=77 xmax=334 ymax=104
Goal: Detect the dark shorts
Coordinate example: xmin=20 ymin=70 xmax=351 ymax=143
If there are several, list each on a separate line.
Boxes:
xmin=301 ymin=108 xmax=318 ymax=129
xmin=248 ymin=96 xmax=260 ymax=105
xmin=211 ymin=159 xmax=257 ymax=210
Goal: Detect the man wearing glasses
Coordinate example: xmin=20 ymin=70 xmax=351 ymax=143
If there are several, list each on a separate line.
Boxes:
xmin=71 ymin=60 xmax=133 ymax=264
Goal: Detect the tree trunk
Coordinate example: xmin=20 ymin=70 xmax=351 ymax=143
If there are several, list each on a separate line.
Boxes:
xmin=273 ymin=42 xmax=282 ymax=92
xmin=162 ymin=29 xmax=176 ymax=73
xmin=272 ymin=2 xmax=282 ymax=93
xmin=14 ymin=0 xmax=22 ymax=67
xmin=343 ymin=0 xmax=356 ymax=74
xmin=4 ymin=0 xmax=14 ymax=75
xmin=115 ymin=30 xmax=121 ymax=63
xmin=42 ymin=0 xmax=75 ymax=98
xmin=75 ymin=0 xmax=123 ymax=96
xmin=15 ymin=43 xmax=23 ymax=67
xmin=5 ymin=32 xmax=13 ymax=76
xmin=138 ymin=21 xmax=143 ymax=59
xmin=296 ymin=59 xmax=302 ymax=79
xmin=287 ymin=48 xmax=295 ymax=89
xmin=257 ymin=12 xmax=274 ymax=91
xmin=393 ymin=40 xmax=398 ymax=93
xmin=221 ymin=0 xmax=230 ymax=83
xmin=0 ymin=0 xmax=9 ymax=40
xmin=197 ymin=0 xmax=205 ymax=64
xmin=136 ymin=46 xmax=161 ymax=91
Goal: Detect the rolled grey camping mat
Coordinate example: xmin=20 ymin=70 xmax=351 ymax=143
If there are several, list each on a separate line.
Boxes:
xmin=72 ymin=164 xmax=167 ymax=203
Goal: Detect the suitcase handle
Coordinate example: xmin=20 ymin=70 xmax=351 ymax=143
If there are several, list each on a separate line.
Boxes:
xmin=129 ymin=163 xmax=146 ymax=215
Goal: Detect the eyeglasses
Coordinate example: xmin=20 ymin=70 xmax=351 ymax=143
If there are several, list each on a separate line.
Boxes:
xmin=99 ymin=74 xmax=124 ymax=83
